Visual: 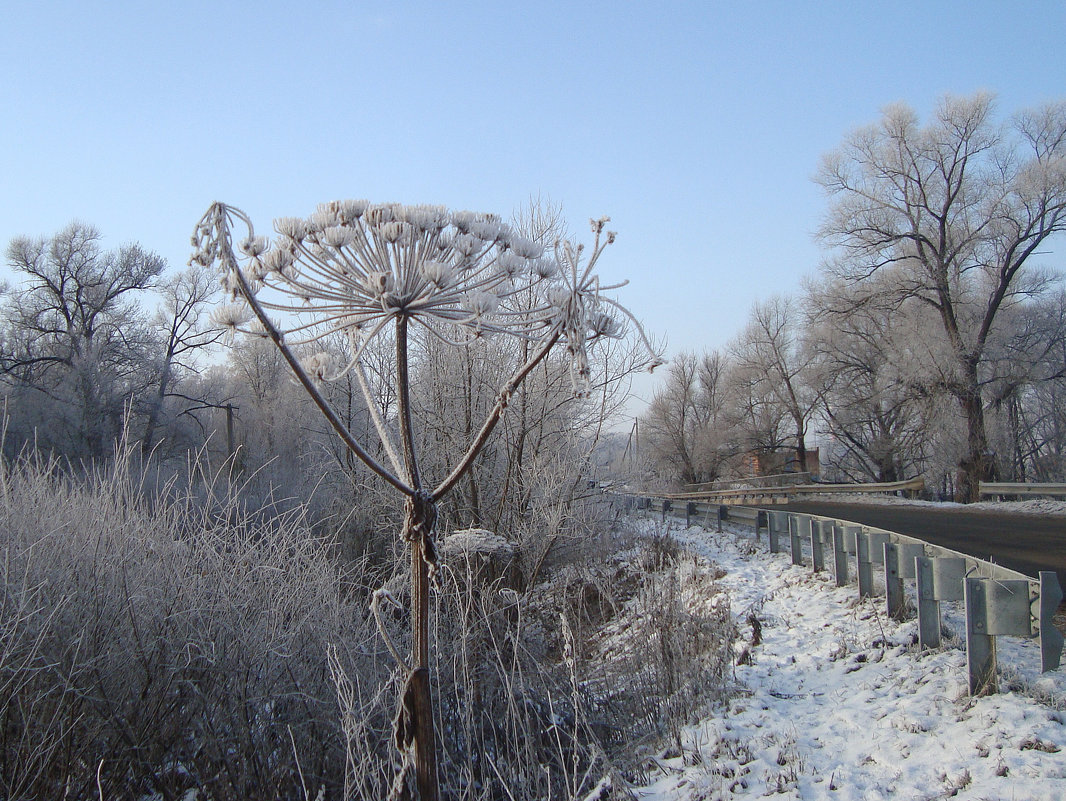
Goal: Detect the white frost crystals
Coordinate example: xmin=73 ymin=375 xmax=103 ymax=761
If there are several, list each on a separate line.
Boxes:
xmin=190 ymin=199 xmax=660 ymax=398
xmin=209 ymin=302 xmax=252 ymax=341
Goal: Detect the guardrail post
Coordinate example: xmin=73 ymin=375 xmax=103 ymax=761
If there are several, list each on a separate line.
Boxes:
xmin=831 ymin=524 xmax=849 ymax=586
xmin=789 ymin=515 xmax=808 ymax=566
xmin=883 ymin=541 xmax=905 ymax=620
xmin=718 ymin=504 xmax=727 ymax=533
xmin=755 ymin=509 xmax=767 ymax=537
xmin=856 ymin=531 xmax=890 ymax=599
xmin=883 ymin=542 xmax=923 ymax=621
xmin=810 ymin=520 xmax=826 ymax=572
xmin=685 ymin=501 xmax=697 ymax=527
xmin=915 ymin=556 xmax=965 ymax=650
xmin=661 ymin=500 xmax=671 ymax=524
xmin=1040 ymin=571 xmax=1064 ymax=673
xmin=915 ymin=556 xmax=939 ymax=649
xmin=856 ymin=531 xmax=873 ymax=598
xmin=768 ymin=511 xmax=783 ymax=553
xmin=965 ymin=576 xmax=1034 ymax=695
xmin=964 ymin=578 xmax=997 ymax=694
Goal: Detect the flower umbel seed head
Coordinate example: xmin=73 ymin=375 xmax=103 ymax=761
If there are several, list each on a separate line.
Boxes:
xmin=190 ymin=200 xmax=663 ymax=396
xmin=364 ymin=271 xmax=395 ymax=299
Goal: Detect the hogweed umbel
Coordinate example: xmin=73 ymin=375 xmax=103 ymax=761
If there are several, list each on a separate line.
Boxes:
xmin=191 ymin=199 xmax=661 ymax=800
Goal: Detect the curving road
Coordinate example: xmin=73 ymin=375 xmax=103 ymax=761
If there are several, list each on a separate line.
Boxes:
xmin=775 ymin=501 xmax=1066 ymax=589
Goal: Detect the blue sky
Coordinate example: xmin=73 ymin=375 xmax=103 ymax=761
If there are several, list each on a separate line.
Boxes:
xmin=3 ymin=1 xmax=1065 ymax=410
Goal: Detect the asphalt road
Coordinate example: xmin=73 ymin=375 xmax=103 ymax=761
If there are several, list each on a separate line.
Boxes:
xmin=775 ymin=501 xmax=1066 ymax=590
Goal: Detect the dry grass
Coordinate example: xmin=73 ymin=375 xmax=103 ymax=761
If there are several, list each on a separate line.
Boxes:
xmin=0 ymin=445 xmax=736 ymax=800
xmin=0 ymin=445 xmax=387 ymax=800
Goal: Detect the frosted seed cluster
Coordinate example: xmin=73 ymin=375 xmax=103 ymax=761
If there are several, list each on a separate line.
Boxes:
xmin=192 ymin=200 xmax=660 ymax=397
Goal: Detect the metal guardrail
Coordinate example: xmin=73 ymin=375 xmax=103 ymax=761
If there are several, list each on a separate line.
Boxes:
xmin=656 ymin=477 xmax=925 ymax=506
xmin=980 ymin=482 xmax=1066 ymax=498
xmin=621 ymin=495 xmax=1063 ymax=697
xmin=685 ymin=472 xmax=813 ymax=492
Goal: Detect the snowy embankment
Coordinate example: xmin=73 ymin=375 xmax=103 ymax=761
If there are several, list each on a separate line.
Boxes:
xmin=631 ymin=516 xmax=1066 ymax=801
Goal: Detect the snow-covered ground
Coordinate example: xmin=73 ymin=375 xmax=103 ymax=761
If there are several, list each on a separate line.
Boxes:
xmin=631 ymin=517 xmax=1066 ymax=801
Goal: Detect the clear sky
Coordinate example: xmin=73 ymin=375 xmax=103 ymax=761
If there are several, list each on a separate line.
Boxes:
xmin=3 ymin=1 xmax=1065 ymax=412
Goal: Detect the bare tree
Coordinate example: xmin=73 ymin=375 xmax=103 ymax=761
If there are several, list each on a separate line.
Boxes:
xmin=642 ymin=350 xmax=730 ymax=486
xmin=140 ymin=264 xmax=223 ymax=455
xmin=728 ymin=296 xmax=819 ymax=474
xmin=817 ymin=93 xmax=1066 ymax=500
xmin=221 ymin=335 xmax=308 ymax=468
xmin=719 ymin=354 xmax=791 ymax=474
xmin=804 ymin=275 xmax=931 ymax=482
xmin=984 ymin=289 xmax=1066 ymax=480
xmin=2 ymin=223 xmax=165 ymax=458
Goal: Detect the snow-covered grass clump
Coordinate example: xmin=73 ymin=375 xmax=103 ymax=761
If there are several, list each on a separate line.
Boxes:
xmin=0 ymin=447 xmax=385 ymax=800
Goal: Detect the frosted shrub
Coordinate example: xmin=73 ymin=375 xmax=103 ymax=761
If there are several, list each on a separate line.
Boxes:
xmin=0 ymin=446 xmax=387 ymax=800
xmin=547 ymin=529 xmax=738 ymax=768
xmin=192 ymin=201 xmax=660 ymax=799
xmin=421 ymin=525 xmax=642 ymax=800
xmin=627 ymin=556 xmax=737 ymax=750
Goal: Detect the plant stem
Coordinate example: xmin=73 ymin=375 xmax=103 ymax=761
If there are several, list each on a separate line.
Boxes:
xmin=395 ymin=315 xmax=438 ymax=801
xmin=395 ymin=317 xmax=421 ymax=490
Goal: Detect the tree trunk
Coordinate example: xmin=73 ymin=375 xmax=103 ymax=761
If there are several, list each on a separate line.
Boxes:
xmin=141 ymin=360 xmax=172 ymax=457
xmin=795 ymin=427 xmax=809 ymax=474
xmin=78 ymin=371 xmax=106 ymax=459
xmin=1007 ymin=395 xmax=1027 ymax=482
xmin=462 ymin=350 xmax=482 ymax=526
xmin=956 ymin=368 xmax=994 ymax=503
xmin=877 ymin=460 xmax=899 ymax=484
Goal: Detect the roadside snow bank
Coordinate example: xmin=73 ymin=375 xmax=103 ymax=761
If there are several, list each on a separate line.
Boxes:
xmin=632 ymin=519 xmax=1066 ymax=800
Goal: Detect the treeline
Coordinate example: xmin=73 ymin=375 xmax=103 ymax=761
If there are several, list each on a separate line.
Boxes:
xmin=642 ymin=94 xmax=1066 ymax=501
xmin=1 ymin=224 xmax=216 ymax=461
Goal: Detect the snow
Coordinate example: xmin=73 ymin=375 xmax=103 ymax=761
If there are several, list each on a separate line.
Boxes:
xmin=630 ymin=516 xmax=1066 ymax=800
xmin=438 ymin=527 xmax=515 ymax=560
xmin=790 ymin=493 xmax=1066 ymax=517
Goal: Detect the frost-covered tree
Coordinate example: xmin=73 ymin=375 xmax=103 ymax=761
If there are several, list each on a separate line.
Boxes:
xmin=817 ymin=93 xmax=1066 ymax=501
xmin=721 ymin=365 xmax=790 ymax=469
xmin=804 ymin=274 xmax=932 ymax=482
xmin=2 ymin=223 xmax=165 ymax=458
xmin=191 ymin=200 xmax=659 ymax=801
xmin=984 ymin=289 xmax=1066 ymax=480
xmin=140 ymin=263 xmax=222 ymax=456
xmin=642 ymin=350 xmax=731 ymax=486
xmin=728 ymin=296 xmax=818 ymax=474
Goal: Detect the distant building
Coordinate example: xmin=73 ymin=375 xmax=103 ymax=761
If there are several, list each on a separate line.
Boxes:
xmin=746 ymin=448 xmax=820 ymax=480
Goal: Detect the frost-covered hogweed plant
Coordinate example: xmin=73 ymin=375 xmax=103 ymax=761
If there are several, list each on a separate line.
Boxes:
xmin=191 ymin=200 xmax=660 ymax=800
